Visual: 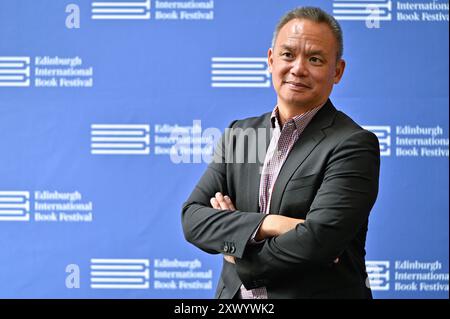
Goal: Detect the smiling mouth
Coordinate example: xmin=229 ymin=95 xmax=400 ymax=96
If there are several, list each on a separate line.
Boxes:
xmin=284 ymin=81 xmax=311 ymax=89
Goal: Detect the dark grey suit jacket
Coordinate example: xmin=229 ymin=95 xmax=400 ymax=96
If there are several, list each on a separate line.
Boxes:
xmin=182 ymin=100 xmax=380 ymax=299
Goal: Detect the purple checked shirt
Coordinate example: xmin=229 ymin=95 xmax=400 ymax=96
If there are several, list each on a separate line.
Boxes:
xmin=239 ymin=103 xmax=323 ymax=299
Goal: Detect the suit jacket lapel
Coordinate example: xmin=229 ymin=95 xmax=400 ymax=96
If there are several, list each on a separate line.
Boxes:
xmin=269 ymin=100 xmax=337 ymax=215
xmin=245 ymin=112 xmax=272 ymax=213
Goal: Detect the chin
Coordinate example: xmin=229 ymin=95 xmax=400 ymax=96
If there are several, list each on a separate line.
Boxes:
xmin=283 ymin=99 xmax=310 ymax=108
xmin=282 ymin=94 xmax=310 ymax=106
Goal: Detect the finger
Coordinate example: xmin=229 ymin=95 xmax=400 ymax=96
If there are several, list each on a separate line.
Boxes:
xmin=215 ymin=192 xmax=229 ymax=210
xmin=334 ymin=258 xmax=339 ymax=264
xmin=224 ymin=196 xmax=236 ymax=210
xmin=210 ymin=198 xmax=220 ymax=209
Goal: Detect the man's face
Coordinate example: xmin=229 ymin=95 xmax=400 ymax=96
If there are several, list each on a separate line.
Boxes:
xmin=268 ymin=19 xmax=345 ymax=111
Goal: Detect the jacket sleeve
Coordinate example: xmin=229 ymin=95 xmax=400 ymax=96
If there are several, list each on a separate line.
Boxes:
xmin=235 ymin=129 xmax=380 ymax=289
xmin=181 ymin=121 xmax=267 ymax=259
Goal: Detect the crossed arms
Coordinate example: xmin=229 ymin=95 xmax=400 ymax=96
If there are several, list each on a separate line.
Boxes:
xmin=182 ymin=126 xmax=380 ymax=289
xmin=209 ymin=192 xmax=304 ymax=264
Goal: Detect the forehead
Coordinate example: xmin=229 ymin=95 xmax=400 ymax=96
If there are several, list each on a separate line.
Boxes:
xmin=276 ymin=19 xmax=336 ymax=51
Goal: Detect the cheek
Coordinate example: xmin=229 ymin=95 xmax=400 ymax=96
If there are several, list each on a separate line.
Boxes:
xmin=273 ymin=68 xmax=288 ymax=84
xmin=311 ymin=70 xmax=334 ymax=88
xmin=272 ymin=70 xmax=284 ymax=85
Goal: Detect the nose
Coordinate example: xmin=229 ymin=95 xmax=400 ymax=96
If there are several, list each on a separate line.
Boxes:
xmin=290 ymin=57 xmax=308 ymax=77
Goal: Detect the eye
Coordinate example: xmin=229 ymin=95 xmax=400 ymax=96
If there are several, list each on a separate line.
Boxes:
xmin=309 ymin=56 xmax=323 ymax=64
xmin=281 ymin=52 xmax=294 ymax=59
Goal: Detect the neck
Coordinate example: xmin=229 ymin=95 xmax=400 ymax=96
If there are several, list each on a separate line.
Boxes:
xmin=277 ymin=100 xmax=325 ymax=126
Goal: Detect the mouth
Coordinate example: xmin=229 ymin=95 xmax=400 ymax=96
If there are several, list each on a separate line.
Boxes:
xmin=284 ymin=81 xmax=311 ymax=89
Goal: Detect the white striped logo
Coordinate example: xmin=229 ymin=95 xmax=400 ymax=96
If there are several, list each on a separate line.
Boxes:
xmin=90 ymin=259 xmax=150 ymax=289
xmin=366 ymin=260 xmax=390 ymax=291
xmin=211 ymin=57 xmax=271 ymax=88
xmin=363 ymin=125 xmax=391 ymax=156
xmin=0 ymin=191 xmax=30 ymax=221
xmin=91 ymin=124 xmax=150 ymax=155
xmin=91 ymin=0 xmax=151 ymax=20
xmin=0 ymin=57 xmax=30 ymax=87
xmin=333 ymin=0 xmax=392 ymax=21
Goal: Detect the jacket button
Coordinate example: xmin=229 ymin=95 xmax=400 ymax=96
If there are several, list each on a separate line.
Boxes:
xmin=230 ymin=245 xmax=236 ymax=253
xmin=223 ymin=244 xmax=229 ymax=253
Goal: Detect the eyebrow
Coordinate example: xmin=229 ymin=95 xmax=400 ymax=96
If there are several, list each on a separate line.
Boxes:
xmin=279 ymin=44 xmax=295 ymax=51
xmin=306 ymin=49 xmax=325 ymax=56
xmin=278 ymin=44 xmax=325 ymax=56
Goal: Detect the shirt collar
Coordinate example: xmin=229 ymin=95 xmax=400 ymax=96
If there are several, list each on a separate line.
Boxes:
xmin=270 ymin=102 xmax=326 ymax=132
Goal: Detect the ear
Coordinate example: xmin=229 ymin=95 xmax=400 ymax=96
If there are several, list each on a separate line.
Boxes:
xmin=333 ymin=59 xmax=346 ymax=84
xmin=268 ymin=48 xmax=274 ymax=73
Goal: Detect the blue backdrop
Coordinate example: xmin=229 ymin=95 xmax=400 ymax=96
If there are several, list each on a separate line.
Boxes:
xmin=0 ymin=0 xmax=448 ymax=298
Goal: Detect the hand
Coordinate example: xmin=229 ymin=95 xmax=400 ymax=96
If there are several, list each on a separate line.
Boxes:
xmin=223 ymin=255 xmax=236 ymax=264
xmin=255 ymin=215 xmax=340 ymax=263
xmin=211 ymin=193 xmax=237 ymax=263
xmin=255 ymin=214 xmax=304 ymax=241
xmin=210 ymin=192 xmax=236 ymax=211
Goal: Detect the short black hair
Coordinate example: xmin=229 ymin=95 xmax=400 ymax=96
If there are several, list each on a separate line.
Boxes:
xmin=272 ymin=7 xmax=344 ymax=60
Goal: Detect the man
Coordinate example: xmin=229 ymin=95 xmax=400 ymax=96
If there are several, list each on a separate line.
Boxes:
xmin=182 ymin=7 xmax=380 ymax=299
